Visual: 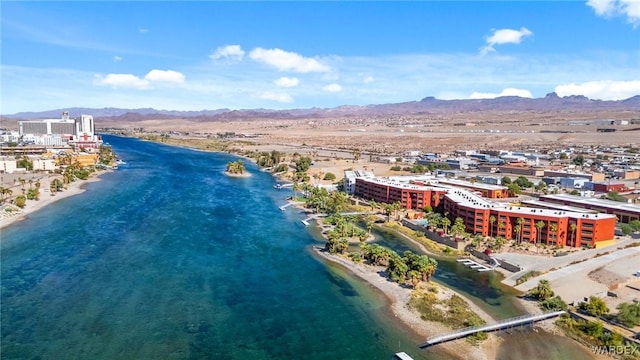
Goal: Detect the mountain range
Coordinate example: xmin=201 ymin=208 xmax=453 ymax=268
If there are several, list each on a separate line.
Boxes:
xmin=3 ymin=92 xmax=640 ymax=121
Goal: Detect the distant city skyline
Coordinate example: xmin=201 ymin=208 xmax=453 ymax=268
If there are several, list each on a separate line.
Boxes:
xmin=1 ymin=1 xmax=639 ymax=114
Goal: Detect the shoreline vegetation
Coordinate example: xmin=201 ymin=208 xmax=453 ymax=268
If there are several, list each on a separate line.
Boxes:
xmin=224 ymin=159 xmax=251 ymax=177
xmin=313 ymin=246 xmax=502 ymax=359
xmin=302 ymin=203 xmax=504 ymax=358
xmin=0 ymin=170 xmax=110 ymax=230
xmin=1 ymin=145 xmax=117 ymax=231
xmin=121 ymin=133 xmax=637 ymax=358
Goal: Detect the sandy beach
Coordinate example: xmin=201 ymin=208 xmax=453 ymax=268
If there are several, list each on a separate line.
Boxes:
xmin=223 ymin=171 xmax=252 ymax=178
xmin=0 ymin=172 xmax=108 ymax=230
xmin=313 ymin=247 xmax=503 ymax=360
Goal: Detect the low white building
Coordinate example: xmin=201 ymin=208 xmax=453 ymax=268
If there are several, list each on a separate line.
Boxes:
xmin=32 ymin=158 xmax=57 ymax=172
xmin=344 ymin=170 xmax=375 ymax=194
xmin=0 ymin=158 xmax=17 ymax=173
xmin=0 ymin=131 xmax=20 ymax=143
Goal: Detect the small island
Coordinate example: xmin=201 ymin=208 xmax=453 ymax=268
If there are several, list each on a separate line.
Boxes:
xmin=224 ymin=160 xmax=251 ymax=178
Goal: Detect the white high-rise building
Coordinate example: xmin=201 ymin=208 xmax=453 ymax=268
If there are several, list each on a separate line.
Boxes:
xmin=17 ymin=112 xmax=102 ymax=149
xmin=70 ymin=114 xmax=102 ymax=150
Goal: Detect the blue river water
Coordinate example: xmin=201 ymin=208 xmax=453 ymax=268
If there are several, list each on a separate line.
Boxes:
xmin=1 ymin=135 xmax=593 ymax=359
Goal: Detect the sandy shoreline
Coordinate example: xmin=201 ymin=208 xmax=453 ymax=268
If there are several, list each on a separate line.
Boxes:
xmin=223 ymin=170 xmax=252 ymax=178
xmin=0 ymin=172 xmax=108 ymax=230
xmin=312 ymin=247 xmax=503 ymax=360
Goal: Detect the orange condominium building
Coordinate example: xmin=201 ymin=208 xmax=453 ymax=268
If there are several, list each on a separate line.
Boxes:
xmin=354 ymin=176 xmax=616 ymax=248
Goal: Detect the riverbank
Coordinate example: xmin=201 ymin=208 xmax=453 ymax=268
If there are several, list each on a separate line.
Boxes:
xmin=313 ymin=247 xmax=502 ymax=360
xmin=0 ymin=171 xmax=109 ymax=230
xmin=223 ymin=171 xmax=252 ymax=178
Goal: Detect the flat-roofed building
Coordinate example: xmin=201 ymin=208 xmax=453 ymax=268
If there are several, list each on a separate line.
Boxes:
xmin=543 ymin=170 xmax=606 ymax=182
xmin=354 ymin=175 xmax=617 ymax=248
xmin=18 ymin=112 xmax=102 ymax=150
xmin=0 ymin=157 xmax=17 ymax=173
xmin=31 ymin=157 xmax=56 ymax=171
xmin=435 ymin=178 xmax=508 ymax=198
xmin=442 ymin=190 xmax=616 ymax=248
xmin=354 ymin=176 xmax=447 ymax=210
xmin=585 ymin=181 xmax=626 ymax=193
xmin=344 ymin=170 xmax=374 ymax=194
xmin=613 ymin=170 xmax=640 ymax=180
xmin=478 ymin=165 xmax=545 ymax=176
xmin=19 ymin=112 xmax=76 ymax=136
xmin=539 ymin=194 xmax=640 ymax=223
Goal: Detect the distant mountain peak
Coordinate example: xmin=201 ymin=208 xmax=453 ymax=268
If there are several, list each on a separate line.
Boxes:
xmin=2 ymin=93 xmax=639 ymax=121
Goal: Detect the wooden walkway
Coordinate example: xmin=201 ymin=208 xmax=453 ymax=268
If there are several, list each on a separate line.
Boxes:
xmin=419 ymin=311 xmax=566 ymax=348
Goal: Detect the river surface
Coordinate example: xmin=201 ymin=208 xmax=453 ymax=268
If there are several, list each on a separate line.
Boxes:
xmin=1 ymin=135 xmax=594 ymax=359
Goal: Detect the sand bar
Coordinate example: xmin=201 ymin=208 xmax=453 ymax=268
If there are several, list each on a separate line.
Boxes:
xmin=312 ymin=247 xmax=502 ymax=360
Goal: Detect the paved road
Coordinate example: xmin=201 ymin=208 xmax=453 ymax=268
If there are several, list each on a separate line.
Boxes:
xmin=498 ymin=236 xmax=640 ymax=287
xmin=515 ymin=247 xmax=640 ymax=292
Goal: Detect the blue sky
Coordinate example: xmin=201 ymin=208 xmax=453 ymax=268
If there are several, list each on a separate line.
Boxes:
xmin=1 ymin=1 xmax=639 ymax=114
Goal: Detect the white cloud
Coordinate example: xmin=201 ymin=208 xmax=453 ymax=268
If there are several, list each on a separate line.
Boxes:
xmin=249 ymin=47 xmax=330 ymax=73
xmin=323 ymin=83 xmax=343 ymax=92
xmin=113 ymin=56 xmax=123 ymax=62
xmin=210 ymin=45 xmax=245 ymax=60
xmin=94 ymin=73 xmax=149 ymax=89
xmin=139 ymin=27 xmax=149 ymax=34
xmin=587 ymin=0 xmax=640 ymax=26
xmin=480 ymin=27 xmax=533 ymax=55
xmin=94 ymin=69 xmax=185 ymax=89
xmin=274 ymin=76 xmax=299 ymax=87
xmin=469 ymin=88 xmax=533 ymax=99
xmin=554 ymin=80 xmax=640 ymax=100
xmin=258 ymin=91 xmax=294 ymax=103
xmin=362 ymin=75 xmax=374 ymax=84
xmin=144 ymin=69 xmax=185 ymax=83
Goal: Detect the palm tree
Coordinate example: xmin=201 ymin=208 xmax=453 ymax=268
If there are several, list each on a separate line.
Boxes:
xmin=425 ymin=257 xmax=438 ymax=282
xmin=535 ymin=220 xmax=545 ymax=250
xmin=514 ymin=224 xmax=522 ymax=245
xmin=489 ymin=215 xmax=496 ymax=238
xmin=498 ymin=220 xmax=506 ymax=237
xmin=441 ymin=217 xmax=451 ymax=235
xmin=291 ymin=180 xmax=300 ymax=200
xmin=494 ymin=236 xmax=506 ymax=252
xmin=369 ymin=199 xmax=378 ymax=213
xmin=391 ymin=201 xmax=402 ymax=221
xmin=569 ymin=223 xmax=578 ymax=248
xmin=0 ymin=187 xmax=11 ymax=203
xmin=453 ymin=217 xmax=466 ymax=236
xmin=382 ymin=203 xmax=393 ymax=222
xmin=529 ymin=279 xmax=554 ymax=300
xmin=408 ymin=270 xmax=421 ymax=289
xmin=226 ymin=160 xmax=246 ymax=174
xmin=427 ymin=212 xmax=442 ymax=230
xmin=516 ymin=217 xmax=525 ymax=244
xmin=549 ymin=223 xmax=558 ymax=246
xmin=366 ymin=219 xmax=373 ymax=235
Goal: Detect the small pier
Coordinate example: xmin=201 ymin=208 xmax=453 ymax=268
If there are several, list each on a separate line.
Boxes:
xmin=301 ymin=214 xmax=321 ymax=226
xmin=273 ymin=183 xmax=293 ymax=189
xmin=279 ymin=203 xmax=292 ymax=211
xmin=456 ymin=257 xmax=499 ymax=272
xmin=394 ymin=352 xmax=414 ymax=360
xmin=419 ymin=311 xmax=566 ymax=348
